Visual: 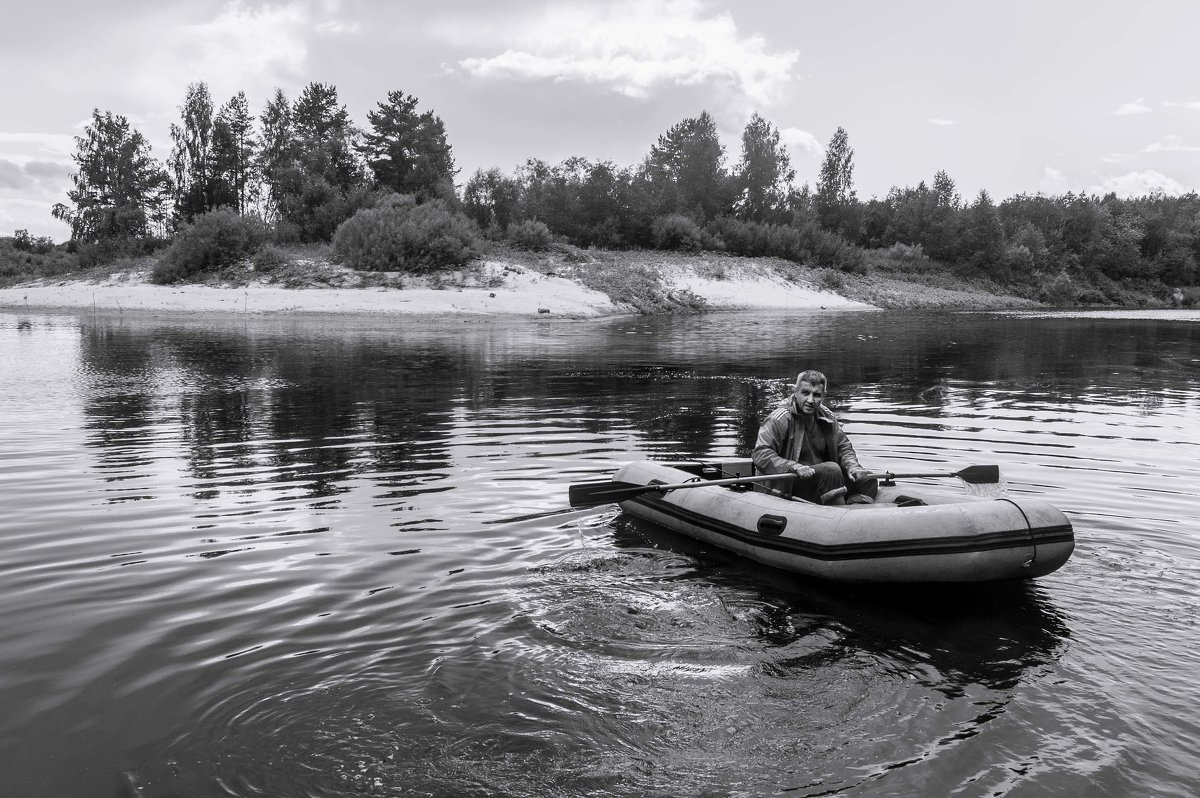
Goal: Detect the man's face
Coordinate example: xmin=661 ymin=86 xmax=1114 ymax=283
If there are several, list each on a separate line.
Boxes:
xmin=794 ymin=380 xmax=824 ymax=415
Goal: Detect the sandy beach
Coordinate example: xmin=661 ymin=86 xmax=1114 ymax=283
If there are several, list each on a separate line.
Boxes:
xmin=0 ymin=257 xmax=874 ymax=318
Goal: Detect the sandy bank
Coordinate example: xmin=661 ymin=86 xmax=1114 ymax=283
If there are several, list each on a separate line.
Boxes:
xmin=0 ymin=256 xmax=875 ymax=318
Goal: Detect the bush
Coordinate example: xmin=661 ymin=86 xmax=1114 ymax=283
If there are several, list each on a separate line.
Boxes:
xmin=151 ymin=209 xmax=267 ymax=284
xmin=252 ymin=244 xmax=289 ymax=272
xmin=817 ymin=268 xmax=846 ymax=291
xmin=652 ymin=214 xmax=704 ymax=252
xmin=333 ymin=197 xmax=483 ymax=273
xmin=1037 ymin=271 xmax=1080 ymax=306
xmin=0 ymin=236 xmax=79 ymax=286
xmin=885 ymin=242 xmax=928 ymax=263
xmin=700 ymin=217 xmax=863 ymax=271
xmin=77 ymin=236 xmax=159 ymax=269
xmin=800 ymin=224 xmax=866 ymax=274
xmin=506 ymin=219 xmax=554 ymax=251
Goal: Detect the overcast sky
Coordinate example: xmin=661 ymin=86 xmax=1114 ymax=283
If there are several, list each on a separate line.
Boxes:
xmin=3 ymin=0 xmax=1199 ymax=241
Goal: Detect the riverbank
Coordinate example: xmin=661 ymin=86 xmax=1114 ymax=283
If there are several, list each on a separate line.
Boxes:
xmin=0 ymin=248 xmax=1039 ymax=318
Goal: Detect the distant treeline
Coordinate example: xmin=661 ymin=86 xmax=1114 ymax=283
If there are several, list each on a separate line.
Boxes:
xmin=33 ymin=81 xmax=1200 ymax=302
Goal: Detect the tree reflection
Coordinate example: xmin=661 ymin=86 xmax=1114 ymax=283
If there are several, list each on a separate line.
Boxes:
xmin=74 ymin=311 xmax=1200 ymax=518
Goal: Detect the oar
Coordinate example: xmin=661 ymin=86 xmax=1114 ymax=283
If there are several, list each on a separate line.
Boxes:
xmin=569 ymin=473 xmax=793 ymax=508
xmin=867 ymin=465 xmax=1000 ymax=484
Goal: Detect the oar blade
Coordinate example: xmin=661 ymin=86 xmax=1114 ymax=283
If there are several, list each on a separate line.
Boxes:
xmin=955 ymin=465 xmax=1000 ymax=484
xmin=568 ymin=480 xmax=650 ymax=508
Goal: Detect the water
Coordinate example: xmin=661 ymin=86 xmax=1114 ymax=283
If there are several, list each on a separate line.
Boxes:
xmin=1 ymin=308 xmax=1198 ymax=797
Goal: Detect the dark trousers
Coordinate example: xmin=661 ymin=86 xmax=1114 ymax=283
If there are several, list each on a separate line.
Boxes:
xmin=790 ymin=462 xmax=879 ymax=504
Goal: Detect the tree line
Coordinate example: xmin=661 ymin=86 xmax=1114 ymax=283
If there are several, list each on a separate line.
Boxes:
xmin=45 ymin=80 xmax=1200 ymax=302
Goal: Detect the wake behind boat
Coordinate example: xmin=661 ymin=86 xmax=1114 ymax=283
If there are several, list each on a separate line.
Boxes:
xmin=572 ymin=459 xmax=1074 ymax=584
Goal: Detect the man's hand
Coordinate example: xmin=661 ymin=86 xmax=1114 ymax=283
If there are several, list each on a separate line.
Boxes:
xmin=848 ymin=467 xmax=871 ymax=483
xmin=791 ymin=464 xmax=816 ymax=480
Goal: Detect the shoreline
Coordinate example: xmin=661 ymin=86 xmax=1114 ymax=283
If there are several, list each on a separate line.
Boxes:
xmin=0 ymin=252 xmax=1039 ymax=319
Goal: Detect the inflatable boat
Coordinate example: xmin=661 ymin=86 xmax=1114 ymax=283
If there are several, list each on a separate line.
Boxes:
xmin=574 ymin=460 xmax=1073 ymax=583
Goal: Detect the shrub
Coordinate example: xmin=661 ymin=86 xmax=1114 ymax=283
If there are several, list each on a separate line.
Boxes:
xmin=1178 ymin=286 xmax=1200 ymax=307
xmin=817 ymin=268 xmax=846 ymax=291
xmin=800 ymin=225 xmax=866 ymax=273
xmin=0 ymin=236 xmax=79 ymax=286
xmin=701 ymin=217 xmax=863 ymax=271
xmin=705 ymin=217 xmax=771 ymax=257
xmin=77 ymin=236 xmax=154 ymax=269
xmin=1037 ymin=271 xmax=1080 ymax=306
xmin=885 ymin=242 xmax=927 ymax=263
xmin=333 ymin=198 xmax=483 ymax=273
xmin=252 ymin=244 xmax=290 ymax=272
xmin=151 ymin=209 xmax=267 ymax=284
xmin=507 ymin=219 xmax=554 ymax=251
xmin=652 ymin=214 xmax=704 ymax=252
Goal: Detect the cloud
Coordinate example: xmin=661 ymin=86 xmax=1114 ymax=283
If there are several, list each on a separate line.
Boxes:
xmin=24 ymin=160 xmax=69 ymax=181
xmin=0 ymin=157 xmax=69 ymax=192
xmin=1088 ymin=170 xmax=1187 ymax=197
xmin=928 ymin=118 xmax=956 ymax=126
xmin=455 ymin=0 xmax=799 ymax=106
xmin=780 ymin=126 xmax=821 ymax=158
xmin=0 ymin=132 xmax=77 ymax=161
xmin=1039 ymin=166 xmax=1070 ymax=195
xmin=1112 ymin=98 xmax=1152 ymax=115
xmin=0 ymin=196 xmax=70 ymax=240
xmin=1142 ymin=134 xmax=1200 ymax=153
xmin=139 ymin=1 xmax=314 ymax=105
xmin=0 ymin=160 xmax=24 ymax=190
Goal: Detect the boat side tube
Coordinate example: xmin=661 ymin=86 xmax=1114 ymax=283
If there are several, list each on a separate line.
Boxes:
xmin=612 ymin=461 xmax=1073 ymax=583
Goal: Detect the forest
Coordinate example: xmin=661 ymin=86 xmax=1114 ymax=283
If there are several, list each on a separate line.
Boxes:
xmin=4 ymin=79 xmax=1199 ymax=306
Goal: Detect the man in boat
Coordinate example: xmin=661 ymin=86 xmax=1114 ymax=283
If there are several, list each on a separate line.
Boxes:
xmin=752 ymin=370 xmax=878 ymax=505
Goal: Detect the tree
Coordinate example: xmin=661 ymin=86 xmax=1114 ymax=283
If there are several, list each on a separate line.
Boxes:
xmin=733 ymin=113 xmax=794 ymax=223
xmin=168 ymin=82 xmax=217 ymax=223
xmin=641 ymin=111 xmax=727 ymax=222
xmin=257 ymin=87 xmax=294 ymax=222
xmin=577 ymin=160 xmax=634 ymax=247
xmin=52 ymin=109 xmax=171 ymax=243
xmin=515 ymin=156 xmax=587 ymax=241
xmin=359 ymin=90 xmax=456 ymax=202
xmin=815 ymin=126 xmax=857 ymax=237
xmin=269 ymin=82 xmax=366 ymax=241
xmin=925 ymin=170 xmax=962 ymax=260
xmin=964 ymin=190 xmax=1005 ymax=269
xmin=462 ymin=167 xmax=521 ymax=236
xmin=212 ymin=91 xmax=258 ymax=215
xmin=290 ymin=82 xmax=360 ymax=191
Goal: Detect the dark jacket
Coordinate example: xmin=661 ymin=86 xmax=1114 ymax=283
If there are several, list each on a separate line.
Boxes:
xmin=752 ymin=396 xmax=865 ymax=476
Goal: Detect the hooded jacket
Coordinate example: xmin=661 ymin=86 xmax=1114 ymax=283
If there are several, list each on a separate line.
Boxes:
xmin=752 ymin=396 xmax=865 ymax=477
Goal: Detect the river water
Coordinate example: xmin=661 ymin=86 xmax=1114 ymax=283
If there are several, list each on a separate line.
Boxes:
xmin=1 ymin=307 xmax=1198 ymax=797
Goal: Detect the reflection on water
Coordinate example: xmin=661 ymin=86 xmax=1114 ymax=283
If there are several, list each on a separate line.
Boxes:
xmin=1 ymin=308 xmax=1198 ymax=797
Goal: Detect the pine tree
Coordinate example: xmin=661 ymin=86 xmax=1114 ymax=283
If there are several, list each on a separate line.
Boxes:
xmin=359 ymin=90 xmax=456 ymax=201
xmin=212 ymin=91 xmax=258 ymax=215
xmin=291 ymin=82 xmax=360 ymax=191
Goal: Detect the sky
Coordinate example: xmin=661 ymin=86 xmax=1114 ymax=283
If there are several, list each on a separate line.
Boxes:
xmin=3 ymin=0 xmax=1199 ymax=241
